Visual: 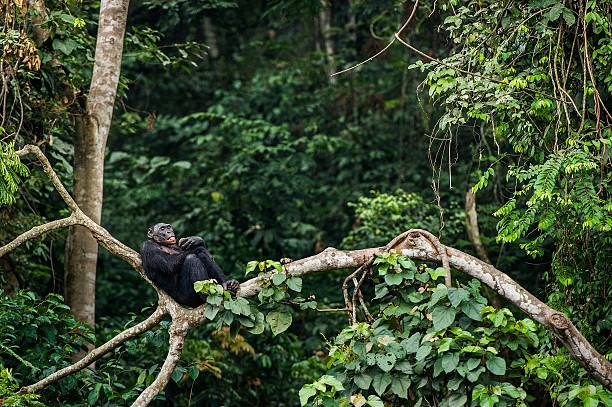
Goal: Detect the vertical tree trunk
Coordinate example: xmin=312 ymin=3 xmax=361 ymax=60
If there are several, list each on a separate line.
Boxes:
xmin=319 ymin=0 xmax=336 ymax=83
xmin=64 ymin=0 xmax=130 ymax=332
xmin=464 ymin=189 xmax=491 ymax=264
xmin=203 ymin=16 xmax=219 ymax=59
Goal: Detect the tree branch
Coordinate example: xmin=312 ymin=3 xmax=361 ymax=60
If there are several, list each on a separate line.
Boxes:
xmin=20 ymin=306 xmax=166 ymax=394
xmin=130 ymin=319 xmax=188 ymax=407
xmin=0 ymin=215 xmax=78 ymax=257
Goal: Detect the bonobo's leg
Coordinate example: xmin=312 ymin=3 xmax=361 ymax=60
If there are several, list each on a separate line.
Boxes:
xmin=193 ymin=248 xmax=228 ymax=282
xmin=178 ymin=254 xmax=210 ymax=307
xmin=194 ymin=248 xmax=240 ymax=294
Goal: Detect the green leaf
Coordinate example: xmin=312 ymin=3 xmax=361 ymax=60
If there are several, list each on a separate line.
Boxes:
xmin=547 ymin=4 xmax=563 ymax=21
xmin=448 ymin=377 xmax=463 ymax=391
xmin=466 ymin=366 xmax=485 ymax=382
xmin=319 ymin=375 xmax=345 ymax=390
xmin=461 ymin=301 xmax=483 ymax=320
xmin=437 ymin=337 xmax=453 ymax=353
xmin=366 ymin=395 xmax=385 ymax=407
xmin=171 ymin=368 xmax=183 ymax=383
xmin=248 ymin=311 xmax=265 ymax=334
xmin=429 ymin=284 xmax=448 ymax=306
xmin=188 ymin=367 xmax=199 ymax=380
xmin=398 ymin=257 xmax=416 ymax=270
xmin=442 ymin=352 xmax=460 ymax=373
xmin=299 ymin=384 xmax=316 ymax=406
xmin=372 ymin=372 xmax=392 ymax=395
xmin=52 ymin=38 xmax=79 ymax=55
xmin=400 ymin=332 xmax=421 ymax=353
xmin=374 ymin=284 xmax=389 ymax=299
xmin=447 ymin=287 xmax=469 ymax=307
xmin=88 ymin=383 xmax=101 ymax=405
xmin=354 ymin=373 xmax=372 ymax=390
xmin=272 ymin=273 xmax=286 ymax=285
xmin=245 ymin=261 xmax=258 ymax=276
xmin=562 ymin=9 xmax=576 ymax=26
xmin=385 ymin=272 xmax=404 ymax=286
xmin=416 ymin=342 xmax=432 ymax=361
xmin=286 ymin=276 xmax=302 ymax=292
xmin=204 ymin=304 xmax=220 ymax=320
xmin=428 ymin=267 xmax=448 ymax=281
xmin=266 ymin=311 xmax=292 ymax=336
xmin=376 ymin=352 xmax=396 ymax=372
xmin=391 ymin=376 xmax=410 ymax=399
xmin=445 ymin=393 xmax=467 ymax=406
xmin=486 ymin=356 xmax=506 ymax=375
xmin=432 ymin=306 xmax=457 ymax=330
xmin=466 ymin=358 xmax=480 ymax=371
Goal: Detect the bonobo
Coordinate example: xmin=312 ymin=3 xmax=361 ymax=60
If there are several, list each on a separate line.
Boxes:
xmin=141 ymin=223 xmax=240 ymax=307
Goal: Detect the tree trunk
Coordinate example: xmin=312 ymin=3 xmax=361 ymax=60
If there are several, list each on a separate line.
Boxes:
xmin=464 ymin=189 xmax=491 ymax=264
xmin=203 ymin=16 xmax=219 ymax=59
xmin=319 ymin=1 xmax=336 ymax=83
xmin=64 ymin=0 xmax=129 ymax=331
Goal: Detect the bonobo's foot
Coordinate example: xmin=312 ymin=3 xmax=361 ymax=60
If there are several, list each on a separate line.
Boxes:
xmin=223 ymin=280 xmax=240 ymax=295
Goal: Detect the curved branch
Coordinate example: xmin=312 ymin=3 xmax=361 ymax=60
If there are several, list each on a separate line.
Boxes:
xmin=237 ymin=234 xmax=612 ymax=390
xmin=16 ymin=145 xmax=78 ymax=211
xmin=131 ymin=320 xmax=188 ymax=407
xmin=0 ymin=215 xmax=78 ymax=257
xmin=20 ymin=306 xmax=166 ymax=394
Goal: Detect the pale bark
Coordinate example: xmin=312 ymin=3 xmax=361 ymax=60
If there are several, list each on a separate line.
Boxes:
xmin=464 ymin=189 xmax=492 ymax=263
xmin=203 ymin=16 xmax=219 ymax=59
xmin=5 ymin=145 xmax=611 ymax=403
xmin=131 ymin=319 xmax=188 ymax=407
xmin=319 ymin=1 xmax=336 ymax=83
xmin=64 ymin=0 xmax=130 ymax=330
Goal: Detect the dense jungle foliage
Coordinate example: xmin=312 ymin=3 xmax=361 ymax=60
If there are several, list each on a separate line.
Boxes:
xmin=0 ymin=0 xmax=610 ymax=406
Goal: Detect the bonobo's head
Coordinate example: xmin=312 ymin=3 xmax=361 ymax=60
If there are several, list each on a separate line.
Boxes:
xmin=147 ymin=223 xmax=176 ymax=245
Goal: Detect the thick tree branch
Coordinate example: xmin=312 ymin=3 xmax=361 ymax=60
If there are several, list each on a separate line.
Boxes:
xmin=237 ymin=235 xmax=612 ymax=390
xmin=21 ymin=306 xmax=165 ymax=394
xmin=131 ymin=319 xmax=188 ymax=407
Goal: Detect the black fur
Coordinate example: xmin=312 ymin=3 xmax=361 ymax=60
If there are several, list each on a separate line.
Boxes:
xmin=141 ymin=224 xmax=239 ymax=307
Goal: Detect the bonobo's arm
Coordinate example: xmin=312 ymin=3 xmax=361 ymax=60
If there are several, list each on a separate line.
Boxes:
xmin=141 ymin=240 xmax=190 ymax=275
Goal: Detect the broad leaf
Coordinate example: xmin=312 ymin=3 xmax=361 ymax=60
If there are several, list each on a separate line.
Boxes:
xmin=486 ymin=356 xmax=506 ymax=375
xmin=391 ymin=376 xmax=410 ymax=399
xmin=432 ymin=306 xmax=456 ymax=330
xmin=372 ymin=372 xmax=392 ymax=395
xmin=266 ymin=311 xmax=292 ymax=336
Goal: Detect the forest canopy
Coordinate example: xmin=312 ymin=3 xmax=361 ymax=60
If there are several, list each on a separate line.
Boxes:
xmin=0 ymin=0 xmax=610 ymax=406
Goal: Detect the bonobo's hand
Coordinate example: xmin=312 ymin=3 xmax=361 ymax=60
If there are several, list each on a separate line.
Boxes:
xmin=222 ymin=280 xmax=240 ymax=295
xmin=178 ymin=236 xmax=205 ymax=250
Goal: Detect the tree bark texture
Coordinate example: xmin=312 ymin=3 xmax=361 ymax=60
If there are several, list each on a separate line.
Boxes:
xmin=64 ymin=0 xmax=129 ymax=329
xmin=464 ymin=189 xmax=492 ymax=264
xmin=319 ymin=0 xmax=336 ymax=83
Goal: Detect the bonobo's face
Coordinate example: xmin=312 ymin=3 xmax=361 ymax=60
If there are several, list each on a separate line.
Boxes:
xmin=147 ymin=223 xmax=176 ymax=245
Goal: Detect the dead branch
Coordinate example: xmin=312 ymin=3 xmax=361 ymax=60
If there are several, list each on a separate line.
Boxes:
xmin=4 ymin=145 xmax=611 ymax=402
